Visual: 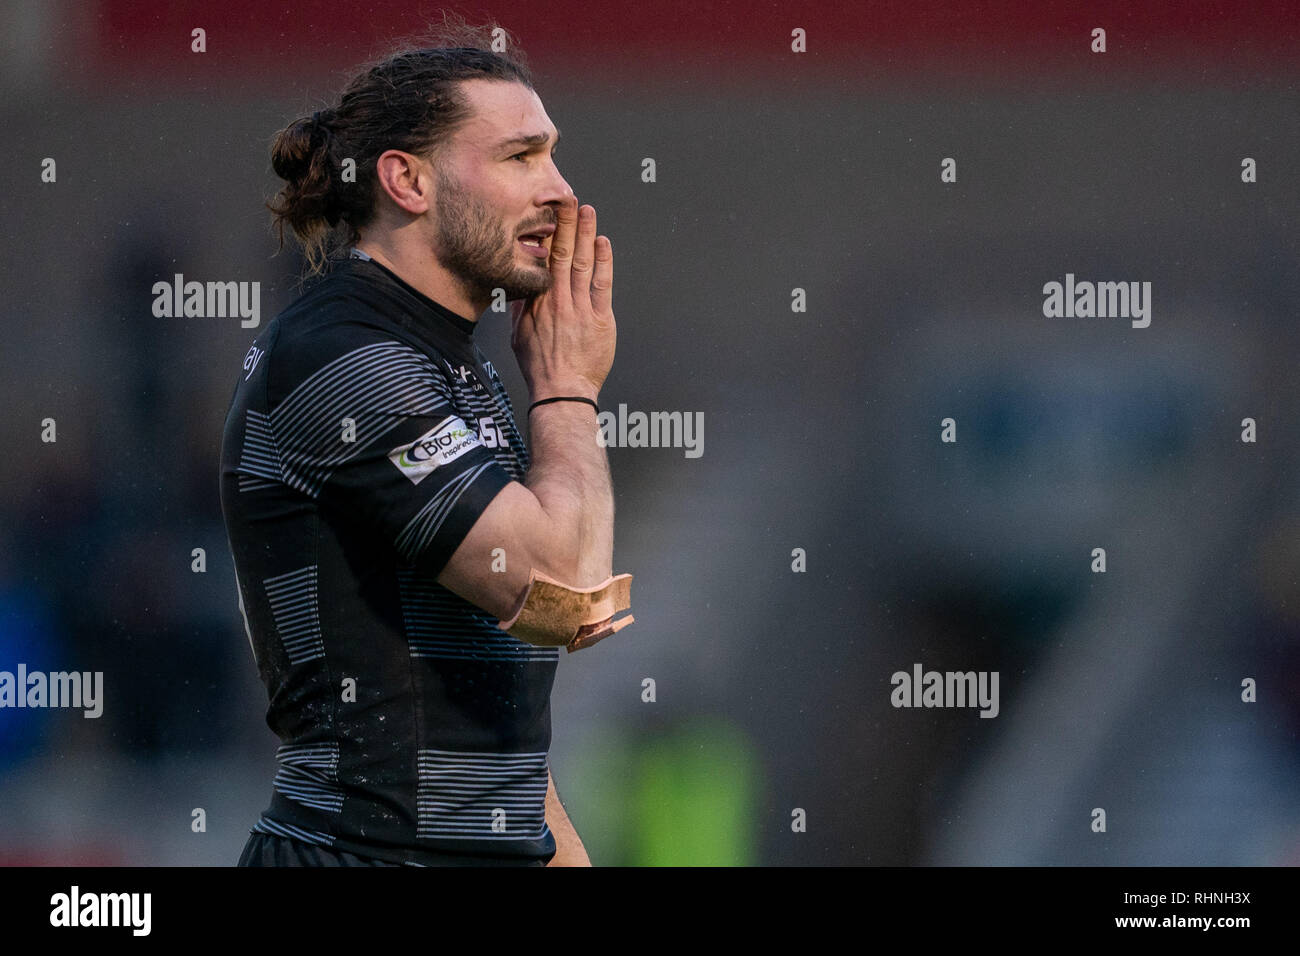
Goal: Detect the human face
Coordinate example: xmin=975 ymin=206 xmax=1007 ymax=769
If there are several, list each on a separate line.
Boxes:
xmin=429 ymin=80 xmax=571 ymax=304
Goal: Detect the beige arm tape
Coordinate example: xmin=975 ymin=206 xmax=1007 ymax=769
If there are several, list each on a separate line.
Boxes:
xmin=497 ymin=569 xmax=634 ymax=652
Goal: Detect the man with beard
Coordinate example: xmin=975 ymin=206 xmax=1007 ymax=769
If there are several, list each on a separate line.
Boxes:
xmin=219 ymin=30 xmax=632 ymax=867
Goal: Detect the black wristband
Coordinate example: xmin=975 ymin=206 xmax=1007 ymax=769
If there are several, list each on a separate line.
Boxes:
xmin=528 ymin=396 xmax=599 ymax=415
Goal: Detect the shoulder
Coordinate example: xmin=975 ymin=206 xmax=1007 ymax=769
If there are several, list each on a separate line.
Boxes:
xmin=264 ymin=284 xmax=448 ymax=404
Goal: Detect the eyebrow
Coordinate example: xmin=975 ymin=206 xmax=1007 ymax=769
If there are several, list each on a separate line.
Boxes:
xmin=494 ymin=129 xmax=561 ymax=152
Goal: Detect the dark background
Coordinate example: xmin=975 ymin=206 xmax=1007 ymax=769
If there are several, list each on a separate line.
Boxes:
xmin=1 ymin=0 xmax=1297 ymax=864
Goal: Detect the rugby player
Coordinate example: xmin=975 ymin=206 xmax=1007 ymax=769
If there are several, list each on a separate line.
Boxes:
xmin=219 ymin=32 xmax=631 ymax=866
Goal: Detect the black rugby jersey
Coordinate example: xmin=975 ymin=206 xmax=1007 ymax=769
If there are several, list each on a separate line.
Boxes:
xmin=219 ymin=251 xmax=557 ymax=865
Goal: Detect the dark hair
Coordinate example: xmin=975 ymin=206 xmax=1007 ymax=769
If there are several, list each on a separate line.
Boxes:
xmin=267 ymin=13 xmax=534 ymax=276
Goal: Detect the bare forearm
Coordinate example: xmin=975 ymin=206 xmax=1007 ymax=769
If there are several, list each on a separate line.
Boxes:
xmin=524 ymin=401 xmax=614 ymax=586
xmin=545 ymin=770 xmax=592 ymax=866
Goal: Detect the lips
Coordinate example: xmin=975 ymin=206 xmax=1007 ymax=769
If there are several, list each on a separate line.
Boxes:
xmin=517 ymin=224 xmax=556 ymax=245
xmin=518 ymin=237 xmax=549 ymax=258
xmin=517 ymin=223 xmax=554 ymax=258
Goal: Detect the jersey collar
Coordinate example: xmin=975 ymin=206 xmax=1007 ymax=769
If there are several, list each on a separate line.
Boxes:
xmin=347 ymin=248 xmax=479 ymax=339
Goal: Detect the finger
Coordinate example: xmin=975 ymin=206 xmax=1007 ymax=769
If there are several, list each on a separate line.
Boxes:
xmin=570 ymin=204 xmax=597 ymax=299
xmin=547 ymin=194 xmax=579 ymax=297
xmin=590 ymin=235 xmax=613 ymax=316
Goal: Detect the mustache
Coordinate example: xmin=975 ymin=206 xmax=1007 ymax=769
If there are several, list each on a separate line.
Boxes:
xmin=517 ymin=217 xmax=556 ymax=233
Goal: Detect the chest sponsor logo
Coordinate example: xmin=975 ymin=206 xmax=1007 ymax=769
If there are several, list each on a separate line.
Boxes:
xmin=477 ymin=415 xmax=507 ymax=448
xmin=388 ymin=415 xmax=482 ymax=484
xmin=445 ymin=360 xmax=488 ymax=392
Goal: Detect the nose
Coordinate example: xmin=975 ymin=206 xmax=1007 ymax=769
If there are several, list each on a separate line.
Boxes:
xmin=538 ymin=155 xmax=574 ymax=209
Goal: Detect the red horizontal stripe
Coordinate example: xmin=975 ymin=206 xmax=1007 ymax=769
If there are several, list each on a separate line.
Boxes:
xmin=76 ymin=0 xmax=1300 ymax=87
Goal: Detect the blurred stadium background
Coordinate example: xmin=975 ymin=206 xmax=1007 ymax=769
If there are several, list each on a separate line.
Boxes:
xmin=0 ymin=0 xmax=1298 ymax=865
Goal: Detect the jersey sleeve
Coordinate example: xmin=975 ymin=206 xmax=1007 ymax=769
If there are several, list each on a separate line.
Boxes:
xmin=265 ymin=319 xmax=514 ymax=577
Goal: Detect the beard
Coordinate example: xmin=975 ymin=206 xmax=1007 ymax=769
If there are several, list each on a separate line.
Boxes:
xmin=431 ymin=167 xmax=553 ymax=305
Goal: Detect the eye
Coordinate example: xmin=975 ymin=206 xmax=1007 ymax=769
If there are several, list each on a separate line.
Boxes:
xmin=509 ymin=148 xmax=558 ymax=163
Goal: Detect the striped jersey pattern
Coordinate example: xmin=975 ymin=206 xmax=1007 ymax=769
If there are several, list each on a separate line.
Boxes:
xmin=397 ymin=567 xmax=557 ymax=663
xmin=416 ymin=749 xmax=550 ymax=840
xmin=219 ymin=252 xmax=558 ymax=865
xmin=262 ymin=566 xmax=323 ymax=665
xmin=272 ymin=741 xmax=344 ymax=813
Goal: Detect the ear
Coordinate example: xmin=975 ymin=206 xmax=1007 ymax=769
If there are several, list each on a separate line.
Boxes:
xmin=374 ymin=149 xmax=433 ymax=216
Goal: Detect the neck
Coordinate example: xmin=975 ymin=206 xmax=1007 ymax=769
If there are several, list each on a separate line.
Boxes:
xmin=353 ymin=236 xmax=485 ymax=322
